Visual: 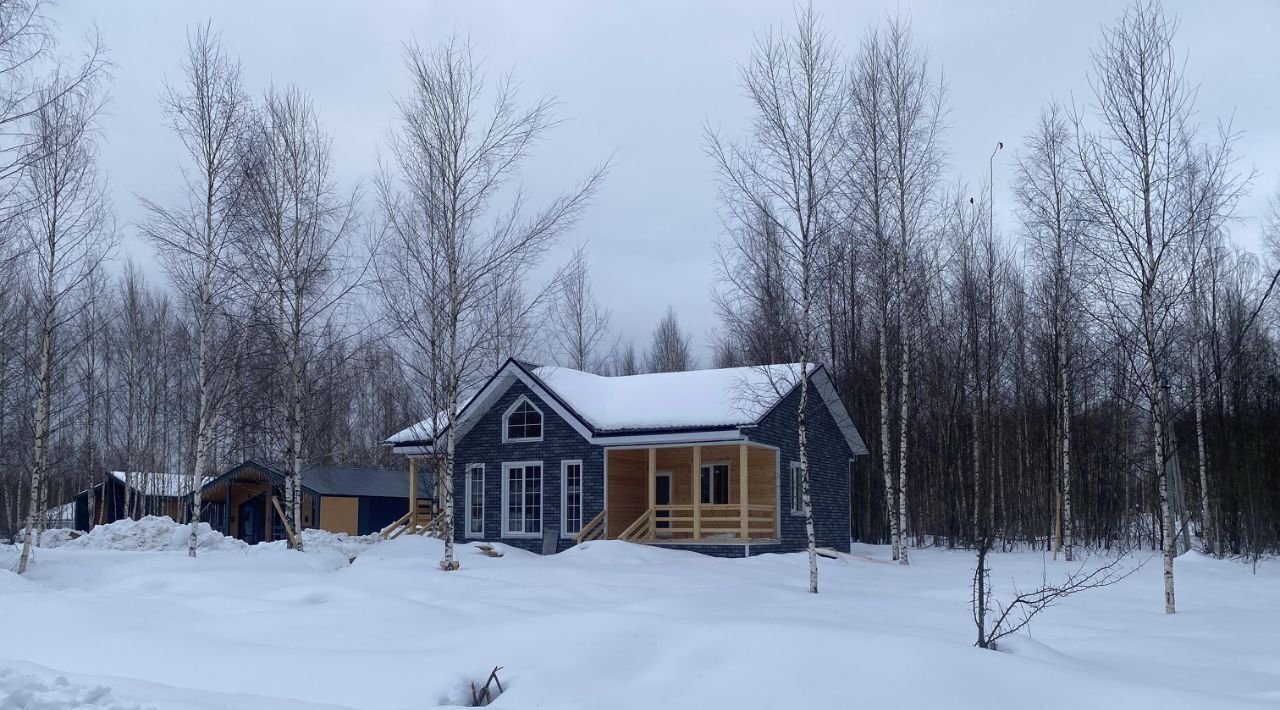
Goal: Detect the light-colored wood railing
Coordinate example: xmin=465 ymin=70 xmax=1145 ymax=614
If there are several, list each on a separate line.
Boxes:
xmin=574 ymin=510 xmax=607 ymax=544
xmin=618 ymin=511 xmax=652 ymax=542
xmin=380 ymin=511 xmax=412 ymax=538
xmin=619 ymin=503 xmax=775 ymax=543
xmin=381 ymin=500 xmax=440 ymax=540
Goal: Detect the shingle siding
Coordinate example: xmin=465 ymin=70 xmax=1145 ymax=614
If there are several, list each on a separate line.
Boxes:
xmin=451 ymin=380 xmax=603 ymax=554
xmin=447 ymin=373 xmax=855 ymax=558
xmin=747 ymin=378 xmax=854 ymax=553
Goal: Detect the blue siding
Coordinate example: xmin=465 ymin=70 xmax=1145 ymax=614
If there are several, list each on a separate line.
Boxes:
xmin=446 ymin=373 xmax=855 ymax=557
xmin=451 ymin=380 xmax=603 ymax=554
xmin=746 ymin=380 xmax=854 ymax=553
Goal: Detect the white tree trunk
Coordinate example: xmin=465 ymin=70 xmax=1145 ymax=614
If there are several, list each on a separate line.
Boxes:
xmin=1059 ymin=325 xmax=1073 ymax=562
xmin=897 ymin=320 xmax=911 ymax=566
xmin=878 ymin=314 xmax=899 ymax=560
xmin=18 ymin=307 xmax=54 ymax=574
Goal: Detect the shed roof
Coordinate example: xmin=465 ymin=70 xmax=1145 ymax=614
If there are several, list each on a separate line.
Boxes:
xmin=199 ymin=459 xmax=410 ymax=499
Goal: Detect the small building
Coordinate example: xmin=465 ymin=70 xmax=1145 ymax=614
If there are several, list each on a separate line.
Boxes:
xmin=74 ymin=471 xmax=197 ymax=531
xmin=385 ymin=358 xmax=867 ymax=557
xmin=198 ymin=459 xmax=426 ymax=544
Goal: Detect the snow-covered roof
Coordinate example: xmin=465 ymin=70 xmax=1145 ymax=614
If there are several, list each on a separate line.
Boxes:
xmin=386 ymin=359 xmax=867 ymax=455
xmin=532 ymin=364 xmax=802 ymax=432
xmin=109 ymin=471 xmax=200 ymax=498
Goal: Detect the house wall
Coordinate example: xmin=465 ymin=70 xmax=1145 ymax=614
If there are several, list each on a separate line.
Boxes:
xmin=358 ymin=495 xmax=409 ymax=535
xmin=604 ymin=444 xmax=778 ymax=539
xmin=320 ymin=496 xmax=359 ymax=535
xmin=451 ymin=379 xmax=604 ymax=554
xmin=748 ymin=378 xmax=854 ymax=553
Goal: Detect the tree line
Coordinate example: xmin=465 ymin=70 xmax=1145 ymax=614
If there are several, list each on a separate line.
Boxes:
xmin=2 ymin=1 xmax=1276 ymax=594
xmin=708 ymin=1 xmax=1280 ymax=612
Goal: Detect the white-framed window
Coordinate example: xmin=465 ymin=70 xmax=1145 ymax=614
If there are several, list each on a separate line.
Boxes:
xmin=503 ymin=396 xmax=544 ymax=443
xmin=561 ymin=460 xmax=583 ymax=538
xmin=501 ymin=461 xmax=543 ymax=537
xmin=700 ymin=462 xmax=730 ymax=505
xmin=790 ymin=461 xmax=804 ymax=515
xmin=465 ymin=464 xmax=485 ymax=537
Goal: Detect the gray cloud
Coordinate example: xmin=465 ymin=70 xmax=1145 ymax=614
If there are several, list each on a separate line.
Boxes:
xmin=52 ymin=0 xmax=1280 ymax=361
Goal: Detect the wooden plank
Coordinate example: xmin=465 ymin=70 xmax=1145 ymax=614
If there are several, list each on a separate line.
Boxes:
xmin=739 ymin=443 xmax=749 ymax=540
xmin=647 ymin=447 xmax=657 ymax=537
xmin=692 ymin=445 xmax=702 ymax=540
xmin=270 ymin=496 xmax=300 ymax=549
xmin=408 ymin=457 xmax=417 ymax=526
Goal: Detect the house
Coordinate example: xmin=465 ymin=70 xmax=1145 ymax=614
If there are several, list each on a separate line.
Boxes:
xmin=74 ymin=471 xmax=199 ymax=531
xmin=385 ymin=358 xmax=867 ymax=557
xmin=198 ymin=459 xmax=429 ymax=544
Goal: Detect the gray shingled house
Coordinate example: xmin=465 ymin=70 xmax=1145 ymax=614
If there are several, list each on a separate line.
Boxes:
xmin=385 ymin=358 xmax=866 ymax=557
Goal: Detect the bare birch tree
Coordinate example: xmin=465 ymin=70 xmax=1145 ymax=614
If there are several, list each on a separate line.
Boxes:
xmin=1076 ymin=0 xmax=1243 ymax=612
xmin=239 ymin=85 xmax=361 ymax=549
xmin=645 ymin=306 xmax=694 ymax=374
xmin=708 ymin=4 xmax=847 ymax=592
xmin=140 ymin=24 xmax=250 ymax=557
xmin=1015 ymin=102 xmax=1088 ymax=561
xmin=17 ymin=76 xmax=114 ymax=573
xmin=880 ymin=16 xmax=946 ymax=565
xmin=548 ymin=246 xmax=611 ymax=373
xmin=375 ymin=36 xmax=603 ymax=571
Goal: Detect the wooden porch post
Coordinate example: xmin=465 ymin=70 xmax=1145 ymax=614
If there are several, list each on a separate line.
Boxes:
xmin=648 ymin=447 xmax=657 ymax=539
xmin=692 ymin=445 xmax=702 ymax=540
xmin=739 ymin=443 xmax=749 ymax=541
xmin=408 ymin=457 xmax=418 ymax=526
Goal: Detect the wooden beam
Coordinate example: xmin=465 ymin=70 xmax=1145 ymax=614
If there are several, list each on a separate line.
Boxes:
xmin=692 ymin=445 xmax=702 ymax=540
xmin=648 ymin=447 xmax=657 ymax=540
xmin=408 ymin=457 xmax=418 ymax=526
xmin=739 ymin=443 xmax=749 ymax=541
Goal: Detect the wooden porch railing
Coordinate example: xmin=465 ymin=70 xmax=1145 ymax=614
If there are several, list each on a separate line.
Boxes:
xmin=619 ymin=504 xmax=775 ymax=543
xmin=574 ymin=510 xmax=607 ymax=544
xmin=380 ymin=499 xmax=441 ymax=540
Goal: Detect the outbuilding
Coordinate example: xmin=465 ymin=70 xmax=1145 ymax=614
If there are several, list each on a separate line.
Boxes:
xmin=198 ymin=459 xmax=425 ymax=543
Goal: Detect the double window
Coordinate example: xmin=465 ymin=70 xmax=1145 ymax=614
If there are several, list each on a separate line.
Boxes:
xmin=502 ymin=462 xmax=543 ymax=537
xmin=790 ymin=461 xmax=804 ymax=515
xmin=562 ymin=460 xmax=583 ymax=537
xmin=700 ymin=463 xmax=730 ymax=505
xmin=503 ymin=397 xmax=543 ymax=442
xmin=465 ymin=464 xmax=484 ymax=537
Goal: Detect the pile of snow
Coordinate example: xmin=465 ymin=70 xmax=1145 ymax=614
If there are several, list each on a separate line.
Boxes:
xmin=16 ymin=527 xmax=79 ymax=549
xmin=0 ymin=667 xmax=143 ymax=710
xmin=251 ymin=528 xmax=382 ymax=559
xmin=63 ymin=516 xmax=246 ymax=553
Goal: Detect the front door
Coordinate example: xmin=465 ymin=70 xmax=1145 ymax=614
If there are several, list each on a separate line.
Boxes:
xmin=239 ymin=497 xmax=263 ymax=545
xmin=655 ymin=472 xmax=672 ymax=534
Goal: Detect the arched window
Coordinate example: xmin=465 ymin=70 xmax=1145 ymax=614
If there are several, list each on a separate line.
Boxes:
xmin=504 ymin=397 xmax=543 ymax=442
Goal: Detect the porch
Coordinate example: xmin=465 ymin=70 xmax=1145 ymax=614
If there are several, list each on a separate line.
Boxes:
xmin=583 ymin=443 xmax=779 ymax=544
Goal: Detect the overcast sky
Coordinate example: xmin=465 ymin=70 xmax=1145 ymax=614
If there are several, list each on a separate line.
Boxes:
xmin=49 ymin=0 xmax=1280 ymax=363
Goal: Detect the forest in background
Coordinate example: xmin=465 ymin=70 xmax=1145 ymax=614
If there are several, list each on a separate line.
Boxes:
xmin=0 ymin=0 xmax=1277 ymax=577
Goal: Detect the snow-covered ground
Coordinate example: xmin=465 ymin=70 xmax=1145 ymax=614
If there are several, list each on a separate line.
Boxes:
xmin=1 ymin=519 xmax=1276 ymax=709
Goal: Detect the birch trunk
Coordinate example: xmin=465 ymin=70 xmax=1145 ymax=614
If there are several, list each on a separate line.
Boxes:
xmin=799 ymin=236 xmax=818 ymax=594
xmin=879 ymin=313 xmax=899 ymax=559
xmin=897 ymin=309 xmax=911 ymax=565
xmin=18 ymin=296 xmax=54 ymax=574
xmin=1059 ymin=324 xmax=1074 ymax=562
xmin=187 ymin=271 xmax=213 ymax=558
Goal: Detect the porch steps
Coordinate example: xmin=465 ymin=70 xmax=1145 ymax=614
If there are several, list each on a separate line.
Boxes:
xmin=379 ymin=500 xmax=443 ymax=540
